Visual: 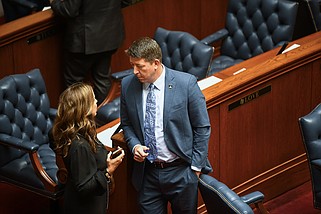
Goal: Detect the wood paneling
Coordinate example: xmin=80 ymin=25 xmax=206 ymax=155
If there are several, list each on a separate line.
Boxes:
xmin=0 ymin=0 xmax=228 ymax=107
xmin=111 ymin=0 xmax=228 ymax=72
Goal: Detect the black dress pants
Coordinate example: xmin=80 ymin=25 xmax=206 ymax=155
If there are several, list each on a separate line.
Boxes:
xmin=63 ymin=49 xmax=116 ymax=105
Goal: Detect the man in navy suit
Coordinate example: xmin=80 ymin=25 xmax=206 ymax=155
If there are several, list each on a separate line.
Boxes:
xmin=120 ymin=37 xmax=212 ymax=214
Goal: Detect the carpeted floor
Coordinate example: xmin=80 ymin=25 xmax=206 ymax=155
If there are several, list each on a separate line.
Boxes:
xmin=263 ymin=181 xmax=321 ymax=214
xmin=1 ymin=181 xmax=321 ymax=213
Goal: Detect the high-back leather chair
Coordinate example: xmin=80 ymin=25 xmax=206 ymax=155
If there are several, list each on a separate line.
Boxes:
xmin=309 ymin=0 xmax=321 ymax=31
xmin=298 ymin=103 xmax=321 ymax=210
xmin=0 ymin=69 xmax=63 ymax=211
xmin=154 ymin=27 xmax=214 ymax=80
xmin=1 ymin=0 xmax=49 ymax=22
xmin=199 ymin=174 xmax=269 ymax=214
xmin=201 ymin=0 xmax=300 ymax=75
xmin=95 ymin=27 xmax=214 ymax=126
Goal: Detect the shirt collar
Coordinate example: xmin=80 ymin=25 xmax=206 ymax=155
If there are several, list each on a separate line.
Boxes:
xmin=144 ymin=65 xmax=165 ymax=91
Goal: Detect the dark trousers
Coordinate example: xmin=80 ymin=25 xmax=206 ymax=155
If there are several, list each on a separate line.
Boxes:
xmin=63 ymin=49 xmax=116 ymax=105
xmin=138 ymin=163 xmax=199 ymax=214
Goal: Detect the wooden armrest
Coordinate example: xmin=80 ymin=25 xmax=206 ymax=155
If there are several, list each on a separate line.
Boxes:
xmin=29 ymin=150 xmax=58 ymax=191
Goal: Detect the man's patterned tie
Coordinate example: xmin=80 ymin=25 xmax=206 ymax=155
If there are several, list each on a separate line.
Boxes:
xmin=144 ymin=83 xmax=157 ymax=162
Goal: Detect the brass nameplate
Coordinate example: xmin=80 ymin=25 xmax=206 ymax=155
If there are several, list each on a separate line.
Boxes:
xmin=228 ymin=85 xmax=271 ymax=111
xmin=27 ymin=28 xmax=57 ymax=45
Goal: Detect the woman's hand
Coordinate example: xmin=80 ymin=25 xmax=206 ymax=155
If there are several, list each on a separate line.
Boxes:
xmin=106 ymin=149 xmax=125 ymax=175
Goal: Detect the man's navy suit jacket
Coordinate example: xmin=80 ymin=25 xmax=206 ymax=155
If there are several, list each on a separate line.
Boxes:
xmin=120 ymin=67 xmax=212 ymax=191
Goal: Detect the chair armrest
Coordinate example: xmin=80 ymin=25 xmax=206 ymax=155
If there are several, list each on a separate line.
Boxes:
xmin=9 ymin=0 xmax=38 ymax=10
xmin=0 ymin=134 xmax=39 ymax=152
xmin=240 ymin=191 xmax=265 ymax=205
xmin=111 ymin=69 xmax=133 ymax=80
xmin=201 ymin=28 xmax=229 ymax=45
xmin=311 ymin=159 xmax=321 ymax=170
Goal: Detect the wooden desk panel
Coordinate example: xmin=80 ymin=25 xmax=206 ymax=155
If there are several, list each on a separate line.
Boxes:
xmin=0 ymin=44 xmax=13 ymax=78
xmin=311 ymin=59 xmax=321 ymax=107
xmin=203 ymin=32 xmax=321 ymax=201
xmin=216 ymin=64 xmax=311 ymax=184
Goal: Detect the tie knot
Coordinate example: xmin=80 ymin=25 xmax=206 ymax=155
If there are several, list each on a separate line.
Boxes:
xmin=149 ymin=83 xmax=155 ymax=90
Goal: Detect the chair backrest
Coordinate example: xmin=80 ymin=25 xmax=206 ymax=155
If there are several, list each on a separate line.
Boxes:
xmin=0 ymin=69 xmax=61 ymax=199
xmin=0 ymin=68 xmax=52 ymax=166
xmin=1 ymin=0 xmax=48 ymax=22
xmin=298 ymin=103 xmax=321 ymax=209
xmin=199 ymin=174 xmax=254 ymax=214
xmin=309 ymin=0 xmax=321 ymax=31
xmin=221 ymin=0 xmax=299 ymax=60
xmin=154 ymin=27 xmax=214 ymax=80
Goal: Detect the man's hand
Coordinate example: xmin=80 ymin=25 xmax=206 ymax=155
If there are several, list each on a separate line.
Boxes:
xmin=133 ymin=145 xmax=149 ymax=162
xmin=194 ymin=171 xmax=201 ymax=178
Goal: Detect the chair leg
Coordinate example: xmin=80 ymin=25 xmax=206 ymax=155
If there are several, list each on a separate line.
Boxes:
xmin=255 ymin=202 xmax=270 ymax=214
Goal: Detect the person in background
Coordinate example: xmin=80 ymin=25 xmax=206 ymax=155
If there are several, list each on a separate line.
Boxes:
xmin=120 ymin=37 xmax=212 ymax=214
xmin=50 ymin=0 xmax=128 ymax=105
xmin=51 ymin=83 xmax=125 ymax=214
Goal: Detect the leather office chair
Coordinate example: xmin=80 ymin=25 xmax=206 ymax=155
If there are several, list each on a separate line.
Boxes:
xmin=199 ymin=174 xmax=269 ymax=214
xmin=298 ymin=103 xmax=321 ymax=210
xmin=201 ymin=0 xmax=300 ymax=75
xmin=308 ymin=0 xmax=321 ymax=31
xmin=0 ymin=69 xmax=63 ymax=212
xmin=95 ymin=27 xmax=214 ymax=126
xmin=1 ymin=0 xmax=49 ymax=22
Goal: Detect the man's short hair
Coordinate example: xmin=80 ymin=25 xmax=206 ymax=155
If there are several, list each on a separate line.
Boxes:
xmin=125 ymin=37 xmax=162 ymax=63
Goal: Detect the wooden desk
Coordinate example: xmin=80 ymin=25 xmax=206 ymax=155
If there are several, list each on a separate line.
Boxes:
xmin=107 ymin=31 xmax=321 ymax=213
xmin=203 ymin=31 xmax=321 ymax=198
xmin=97 ymin=119 xmax=139 ymax=214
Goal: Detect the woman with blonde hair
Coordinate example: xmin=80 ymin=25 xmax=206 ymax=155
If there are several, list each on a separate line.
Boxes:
xmin=51 ymin=82 xmax=124 ymax=214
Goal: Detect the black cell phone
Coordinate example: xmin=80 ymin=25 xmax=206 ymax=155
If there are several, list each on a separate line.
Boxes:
xmin=111 ymin=147 xmax=123 ymax=159
xmin=276 ymin=42 xmax=289 ymax=55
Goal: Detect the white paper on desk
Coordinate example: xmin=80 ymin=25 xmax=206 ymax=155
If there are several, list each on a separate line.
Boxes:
xmin=97 ymin=122 xmax=120 ymax=147
xmin=282 ymin=44 xmax=300 ymax=54
xmin=42 ymin=6 xmax=51 ymax=11
xmin=198 ymin=76 xmax=222 ymax=90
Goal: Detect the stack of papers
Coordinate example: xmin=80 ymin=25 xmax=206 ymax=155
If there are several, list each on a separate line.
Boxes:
xmin=198 ymin=76 xmax=222 ymax=90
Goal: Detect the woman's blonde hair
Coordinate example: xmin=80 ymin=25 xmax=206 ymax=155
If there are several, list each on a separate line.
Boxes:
xmin=52 ymin=82 xmax=97 ymax=157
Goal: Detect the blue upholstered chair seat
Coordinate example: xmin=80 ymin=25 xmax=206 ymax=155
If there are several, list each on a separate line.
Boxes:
xmin=210 ymin=55 xmax=244 ymax=74
xmin=96 ymin=97 xmax=121 ymax=127
xmin=0 ymin=143 xmax=58 ymax=189
xmin=0 ymin=69 xmax=63 ymax=201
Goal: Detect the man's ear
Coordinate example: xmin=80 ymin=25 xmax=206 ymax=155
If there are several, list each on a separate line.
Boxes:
xmin=154 ymin=59 xmax=161 ymax=69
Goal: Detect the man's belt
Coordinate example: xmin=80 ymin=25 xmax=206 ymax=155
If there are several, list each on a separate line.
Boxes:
xmin=148 ymin=158 xmax=186 ymax=169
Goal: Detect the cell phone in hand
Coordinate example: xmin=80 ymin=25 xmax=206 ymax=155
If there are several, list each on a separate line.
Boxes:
xmin=111 ymin=147 xmax=123 ymax=159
